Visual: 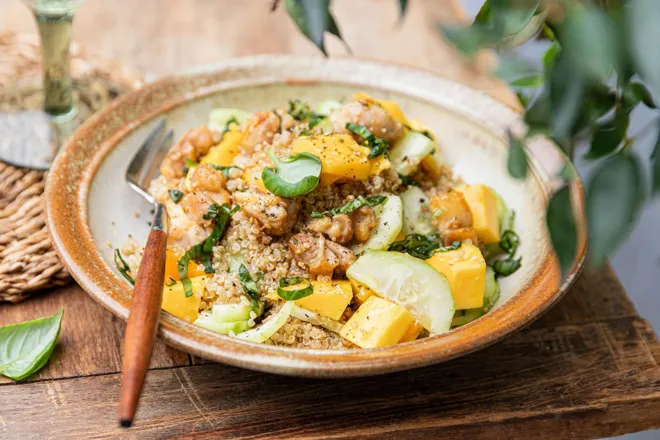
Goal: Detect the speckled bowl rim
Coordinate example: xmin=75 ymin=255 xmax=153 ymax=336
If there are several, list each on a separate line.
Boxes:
xmin=46 ymin=55 xmax=587 ymax=378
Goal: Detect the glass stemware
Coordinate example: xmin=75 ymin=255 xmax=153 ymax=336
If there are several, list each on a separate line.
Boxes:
xmin=0 ymin=0 xmax=84 ymax=169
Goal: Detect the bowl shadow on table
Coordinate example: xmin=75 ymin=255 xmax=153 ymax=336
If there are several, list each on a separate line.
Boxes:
xmin=144 ymin=266 xmax=655 ymax=438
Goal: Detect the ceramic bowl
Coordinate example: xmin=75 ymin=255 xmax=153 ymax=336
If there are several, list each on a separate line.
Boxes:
xmin=46 ymin=55 xmax=586 ymax=378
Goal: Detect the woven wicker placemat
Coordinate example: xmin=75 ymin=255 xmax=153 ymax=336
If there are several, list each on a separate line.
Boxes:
xmin=0 ymin=31 xmax=142 ymax=303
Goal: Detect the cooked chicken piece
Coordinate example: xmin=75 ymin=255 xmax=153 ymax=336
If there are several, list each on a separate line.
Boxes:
xmin=307 ymin=214 xmax=353 ymax=245
xmin=187 ymin=163 xmax=227 ymax=193
xmin=441 ymin=227 xmax=479 ymax=247
xmin=241 ymin=110 xmax=295 ymax=152
xmin=160 ymin=126 xmax=215 ymax=179
xmin=180 ymin=191 xmax=231 ymax=226
xmin=430 ymin=191 xmax=473 ymax=233
xmin=165 ymin=200 xmax=208 ymax=249
xmin=233 ymin=190 xmax=299 ymax=235
xmin=289 ymin=233 xmax=338 ymax=277
xmin=331 ymin=101 xmax=405 ymax=144
xmin=325 ymin=240 xmax=356 ymax=272
xmin=351 ymin=206 xmax=377 ymax=243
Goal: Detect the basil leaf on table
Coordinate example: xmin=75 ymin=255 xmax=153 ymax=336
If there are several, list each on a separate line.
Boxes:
xmin=277 ymin=277 xmax=314 ymax=301
xmin=262 ymin=148 xmax=322 ymax=197
xmin=0 ymin=309 xmax=64 ymax=381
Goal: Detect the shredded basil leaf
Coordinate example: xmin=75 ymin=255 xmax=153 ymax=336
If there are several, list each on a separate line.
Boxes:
xmin=499 ymin=230 xmax=520 ymax=256
xmin=277 ymin=277 xmax=314 ymax=301
xmin=221 ymin=116 xmax=239 ymax=140
xmin=261 ymin=148 xmax=322 ymax=197
xmin=388 ymin=234 xmax=461 ymax=259
xmin=183 ymin=158 xmax=198 ymax=175
xmin=272 ymin=109 xmax=282 ymax=134
xmin=310 ymin=195 xmax=387 ymax=218
xmin=168 ymin=189 xmax=184 ymax=204
xmin=398 ymin=173 xmax=419 ymax=187
xmin=492 ymin=257 xmax=522 ymax=277
xmin=165 ymin=277 xmax=177 ymax=287
xmin=345 ymin=122 xmax=389 ymax=158
xmin=238 ymin=264 xmax=262 ymax=308
xmin=287 ymin=99 xmax=326 ymax=128
xmin=177 ymin=203 xmax=238 ymax=297
xmin=211 ymin=164 xmax=243 ymax=179
xmin=114 ymin=249 xmax=135 ymax=285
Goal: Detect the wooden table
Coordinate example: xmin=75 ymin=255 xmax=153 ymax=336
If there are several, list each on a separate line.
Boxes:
xmin=2 ymin=1 xmax=660 ymax=439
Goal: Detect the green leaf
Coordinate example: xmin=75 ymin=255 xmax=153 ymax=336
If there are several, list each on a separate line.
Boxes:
xmin=438 ymin=25 xmax=493 ymax=57
xmin=524 ymin=92 xmax=550 ymax=134
xmin=585 ymin=110 xmax=629 ymax=159
xmin=490 ymin=0 xmax=540 ymax=37
xmin=549 ymin=54 xmax=585 ymax=140
xmin=397 ymin=0 xmax=408 ymax=20
xmin=651 ymin=125 xmax=660 ymax=195
xmin=562 ymin=6 xmax=617 ymax=82
xmin=262 ymin=149 xmax=322 ymax=197
xmin=623 ymin=82 xmax=657 ymax=111
xmin=546 ymin=186 xmax=578 ymax=276
xmin=587 ymin=153 xmax=645 ymax=267
xmin=238 ymin=264 xmax=262 ymax=309
xmin=284 ymin=0 xmax=345 ymax=55
xmin=168 ymin=189 xmax=184 ymax=204
xmin=345 ymin=123 xmax=389 ymax=158
xmin=114 ymin=249 xmax=135 ymax=285
xmin=277 ymin=277 xmax=314 ymax=301
xmin=495 ymin=54 xmax=542 ymax=87
xmin=0 ymin=309 xmax=63 ymax=381
xmin=507 ymin=132 xmax=528 ymax=179
xmin=627 ymin=0 xmax=660 ymax=98
xmin=492 ymin=257 xmax=522 ymax=277
xmin=543 ymin=42 xmax=561 ymax=69
xmin=311 ymin=195 xmax=387 ymax=218
xmin=474 ymin=0 xmax=492 ymax=26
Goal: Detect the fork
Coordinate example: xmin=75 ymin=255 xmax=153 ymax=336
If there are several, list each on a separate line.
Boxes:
xmin=119 ymin=120 xmax=173 ymax=427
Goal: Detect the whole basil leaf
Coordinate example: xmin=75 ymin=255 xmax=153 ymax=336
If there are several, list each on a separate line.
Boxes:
xmin=439 ymin=24 xmax=496 ymax=57
xmin=397 ymin=0 xmax=408 ymax=19
xmin=587 ymin=153 xmax=645 ymax=267
xmin=0 ymin=309 xmax=64 ymax=381
xmin=546 ymin=186 xmax=578 ymax=276
xmin=262 ymin=148 xmax=322 ymax=197
xmin=495 ymin=53 xmax=542 ymax=87
xmin=507 ymin=132 xmax=528 ymax=179
xmin=585 ymin=110 xmax=629 ymax=159
xmin=543 ymin=42 xmax=561 ymax=69
xmin=524 ymin=92 xmax=550 ymax=135
xmin=623 ymin=82 xmax=657 ymax=111
xmin=627 ymin=0 xmax=660 ymax=98
xmin=490 ymin=0 xmax=540 ymax=37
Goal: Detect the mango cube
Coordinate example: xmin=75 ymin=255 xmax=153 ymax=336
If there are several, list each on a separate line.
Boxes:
xmin=349 ymin=279 xmax=376 ymax=306
xmin=162 ymin=275 xmax=205 ymax=323
xmin=201 ymin=129 xmax=243 ymax=167
xmin=164 ymin=249 xmax=206 ymax=283
xmin=455 ymin=184 xmax=500 ymax=244
xmin=295 ymin=281 xmax=353 ymax=321
xmin=399 ymin=320 xmax=424 ymax=343
xmin=426 ymin=243 xmax=486 ymax=310
xmin=291 ymin=134 xmax=390 ymax=186
xmin=340 ymin=296 xmax=415 ymax=348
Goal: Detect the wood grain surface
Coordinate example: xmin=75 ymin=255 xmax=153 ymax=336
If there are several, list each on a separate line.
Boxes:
xmin=1 ymin=0 xmax=659 ymax=439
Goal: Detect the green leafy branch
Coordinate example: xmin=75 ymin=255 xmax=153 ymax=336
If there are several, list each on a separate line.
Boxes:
xmin=278 ymin=0 xmax=660 ymax=275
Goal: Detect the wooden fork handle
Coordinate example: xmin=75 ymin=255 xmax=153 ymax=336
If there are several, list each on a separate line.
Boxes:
xmin=119 ymin=223 xmax=168 ymax=427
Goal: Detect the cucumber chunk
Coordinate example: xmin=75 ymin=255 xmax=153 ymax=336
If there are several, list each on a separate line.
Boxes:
xmin=316 ymin=100 xmax=343 ymax=116
xmin=451 ymin=309 xmax=484 ymax=327
xmin=208 ymin=108 xmax=252 ymax=133
xmin=212 ymin=303 xmax=252 ymax=323
xmin=484 ymin=266 xmax=501 ymax=310
xmin=194 ymin=314 xmax=251 ymax=334
xmin=346 ymin=251 xmax=455 ymax=334
xmin=400 ymin=186 xmax=435 ymax=236
xmin=234 ymin=301 xmax=294 ymax=343
xmin=291 ymin=305 xmax=343 ymax=334
xmin=389 ymin=131 xmax=436 ymax=176
xmin=352 ymin=195 xmax=403 ymax=255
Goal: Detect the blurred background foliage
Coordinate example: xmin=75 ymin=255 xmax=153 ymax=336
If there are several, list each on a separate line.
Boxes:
xmin=277 ymin=0 xmax=660 ymax=275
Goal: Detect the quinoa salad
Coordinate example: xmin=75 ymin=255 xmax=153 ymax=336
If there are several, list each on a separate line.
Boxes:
xmin=115 ymin=92 xmax=522 ymax=350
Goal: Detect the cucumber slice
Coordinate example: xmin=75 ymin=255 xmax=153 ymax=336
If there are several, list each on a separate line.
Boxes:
xmin=291 ymin=305 xmax=343 ymax=334
xmin=400 ymin=186 xmax=435 ymax=236
xmin=490 ymin=187 xmax=515 ymax=233
xmin=484 ymin=266 xmax=501 ymax=310
xmin=346 ymin=251 xmax=455 ymax=334
xmin=352 ymin=195 xmax=403 ymax=254
xmin=451 ymin=309 xmax=484 ymax=327
xmin=208 ymin=108 xmax=252 ymax=133
xmin=194 ymin=314 xmax=251 ymax=334
xmin=212 ymin=303 xmax=252 ymax=323
xmin=389 ymin=131 xmax=436 ymax=176
xmin=234 ymin=301 xmax=294 ymax=343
